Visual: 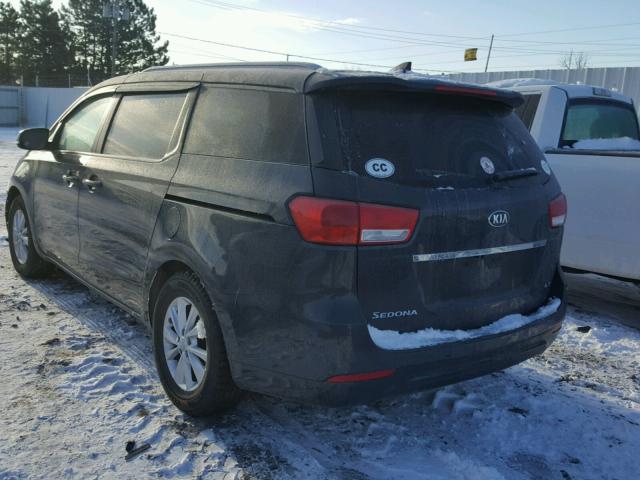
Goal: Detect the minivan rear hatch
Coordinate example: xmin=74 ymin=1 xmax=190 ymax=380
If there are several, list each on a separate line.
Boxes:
xmin=308 ymin=85 xmax=559 ymax=334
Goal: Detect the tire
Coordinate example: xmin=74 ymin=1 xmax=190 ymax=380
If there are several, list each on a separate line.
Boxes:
xmin=152 ymin=271 xmax=241 ymax=416
xmin=7 ymin=196 xmax=52 ymax=278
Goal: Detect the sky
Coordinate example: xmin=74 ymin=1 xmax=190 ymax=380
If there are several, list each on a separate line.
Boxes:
xmin=11 ymin=0 xmax=640 ymax=73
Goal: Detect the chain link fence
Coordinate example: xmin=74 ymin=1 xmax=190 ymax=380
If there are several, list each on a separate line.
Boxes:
xmin=0 ymin=72 xmax=111 ymax=88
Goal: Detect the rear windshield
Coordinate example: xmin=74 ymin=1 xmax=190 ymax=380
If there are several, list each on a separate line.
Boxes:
xmin=311 ymin=91 xmax=545 ymax=188
xmin=560 ymin=100 xmax=640 ymax=147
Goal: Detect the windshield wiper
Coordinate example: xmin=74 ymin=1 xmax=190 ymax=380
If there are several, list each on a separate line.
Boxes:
xmin=491 ymin=167 xmax=539 ymax=182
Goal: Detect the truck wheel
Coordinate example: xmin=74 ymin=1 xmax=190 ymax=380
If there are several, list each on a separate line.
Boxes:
xmin=152 ymin=271 xmax=241 ymax=416
xmin=7 ymin=196 xmax=52 ymax=278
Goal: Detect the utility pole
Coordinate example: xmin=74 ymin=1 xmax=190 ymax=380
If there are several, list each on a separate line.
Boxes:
xmin=484 ymin=34 xmax=494 ymax=73
xmin=103 ymin=0 xmax=131 ymax=77
xmin=110 ymin=6 xmax=118 ymax=77
xmin=4 ymin=25 xmax=9 ymax=84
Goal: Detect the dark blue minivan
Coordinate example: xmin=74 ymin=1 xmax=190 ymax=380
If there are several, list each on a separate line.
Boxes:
xmin=7 ymin=63 xmax=566 ymax=415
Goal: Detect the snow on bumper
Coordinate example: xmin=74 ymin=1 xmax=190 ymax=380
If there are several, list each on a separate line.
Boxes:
xmin=368 ymin=297 xmax=562 ymax=350
xmin=242 ymin=300 xmax=564 ymax=406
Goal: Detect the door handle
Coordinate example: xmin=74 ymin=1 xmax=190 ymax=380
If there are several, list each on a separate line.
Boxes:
xmin=82 ymin=178 xmax=102 ymax=190
xmin=62 ymin=172 xmax=79 ymax=184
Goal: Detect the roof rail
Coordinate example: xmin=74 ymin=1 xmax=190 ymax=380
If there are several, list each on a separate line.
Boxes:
xmin=143 ymin=62 xmax=322 ymax=72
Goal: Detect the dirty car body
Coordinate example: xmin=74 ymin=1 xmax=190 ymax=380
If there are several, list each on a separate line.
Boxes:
xmin=7 ymin=63 xmax=566 ymax=408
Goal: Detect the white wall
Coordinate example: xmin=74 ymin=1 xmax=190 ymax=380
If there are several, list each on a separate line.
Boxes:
xmin=446 ymin=67 xmax=640 ymax=113
xmin=21 ymin=86 xmax=88 ymax=127
xmin=0 ymin=87 xmax=20 ymax=126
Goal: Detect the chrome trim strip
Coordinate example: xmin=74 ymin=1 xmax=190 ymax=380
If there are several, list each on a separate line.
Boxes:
xmin=412 ymin=240 xmax=547 ymax=263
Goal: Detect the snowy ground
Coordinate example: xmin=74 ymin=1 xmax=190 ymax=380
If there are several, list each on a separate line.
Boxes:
xmin=0 ymin=132 xmax=638 ymax=480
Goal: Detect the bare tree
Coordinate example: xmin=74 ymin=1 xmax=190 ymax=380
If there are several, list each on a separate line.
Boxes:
xmin=560 ymin=51 xmax=589 ymax=70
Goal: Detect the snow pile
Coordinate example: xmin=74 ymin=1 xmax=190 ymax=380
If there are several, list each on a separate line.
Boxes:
xmin=368 ymin=298 xmax=561 ymax=350
xmin=487 ymin=78 xmax=559 ymax=89
xmin=569 ymin=136 xmax=640 ymax=151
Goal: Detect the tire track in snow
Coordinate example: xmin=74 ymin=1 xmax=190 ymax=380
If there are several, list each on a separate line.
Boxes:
xmin=27 ymin=273 xmax=372 ymax=478
xmin=31 ymin=274 xmax=156 ymax=374
xmin=248 ymin=398 xmax=359 ymax=479
xmin=25 ymin=273 xmax=329 ymax=479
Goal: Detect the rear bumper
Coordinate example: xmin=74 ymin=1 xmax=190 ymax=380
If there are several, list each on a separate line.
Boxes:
xmin=232 ymin=270 xmax=566 ymax=406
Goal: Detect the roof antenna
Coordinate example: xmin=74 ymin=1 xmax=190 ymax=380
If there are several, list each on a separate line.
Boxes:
xmin=391 ymin=61 xmax=412 ymax=73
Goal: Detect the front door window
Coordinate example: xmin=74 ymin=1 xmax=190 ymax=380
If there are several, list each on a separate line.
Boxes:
xmin=57 ymin=96 xmax=114 ymax=152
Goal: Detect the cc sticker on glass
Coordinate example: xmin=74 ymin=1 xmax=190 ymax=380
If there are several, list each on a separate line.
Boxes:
xmin=480 ymin=156 xmax=495 ymax=174
xmin=365 ymin=158 xmax=396 ymax=178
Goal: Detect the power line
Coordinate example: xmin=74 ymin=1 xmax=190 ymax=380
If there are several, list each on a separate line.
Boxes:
xmin=190 ymin=0 xmax=491 ymax=42
xmin=452 ymin=57 xmax=640 ymax=73
xmin=303 ymin=35 xmax=640 ymax=58
xmin=307 ymin=43 xmax=436 ymax=56
xmin=483 ymin=35 xmax=640 ymax=47
xmin=159 ymin=31 xmax=460 ymax=72
xmin=163 ymin=29 xmax=640 ymax=74
xmin=315 ymin=37 xmax=640 ymax=62
xmin=170 ymin=48 xmax=248 ymax=63
xmin=174 ymin=0 xmax=640 ymax=72
xmin=191 ymin=0 xmax=640 ymax=52
xmin=499 ymin=21 xmax=640 ymax=37
xmin=308 ymin=43 xmax=541 ymax=59
xmin=374 ymin=46 xmax=640 ymax=65
xmin=195 ymin=0 xmax=640 ymax=47
xmin=187 ymin=0 xmax=580 ymax=55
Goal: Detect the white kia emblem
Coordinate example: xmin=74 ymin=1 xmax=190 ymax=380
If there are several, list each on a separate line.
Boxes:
xmin=488 ymin=210 xmax=510 ymax=227
xmin=540 ymin=159 xmax=552 ymax=175
xmin=365 ymin=158 xmax=395 ymax=178
xmin=480 ymin=156 xmax=495 ymax=174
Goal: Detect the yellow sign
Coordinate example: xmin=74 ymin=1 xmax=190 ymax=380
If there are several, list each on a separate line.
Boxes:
xmin=464 ymin=48 xmax=478 ymax=61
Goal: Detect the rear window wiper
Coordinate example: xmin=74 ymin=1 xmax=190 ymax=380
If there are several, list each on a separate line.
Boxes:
xmin=491 ymin=167 xmax=539 ymax=182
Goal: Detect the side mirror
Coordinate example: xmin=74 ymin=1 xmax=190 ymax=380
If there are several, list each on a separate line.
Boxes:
xmin=17 ymin=128 xmax=50 ymax=150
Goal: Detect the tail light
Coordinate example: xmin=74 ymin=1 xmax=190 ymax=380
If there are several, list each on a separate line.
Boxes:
xmin=289 ymin=196 xmax=419 ymax=246
xmin=435 ymin=85 xmax=498 ymax=97
xmin=359 ymin=203 xmax=419 ymax=244
xmin=327 ymin=369 xmax=395 ymax=383
xmin=548 ymin=193 xmax=567 ymax=228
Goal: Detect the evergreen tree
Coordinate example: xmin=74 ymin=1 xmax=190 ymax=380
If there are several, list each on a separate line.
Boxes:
xmin=115 ymin=1 xmax=169 ymax=73
xmin=0 ymin=2 xmax=20 ymax=84
xmin=17 ymin=0 xmax=73 ymax=85
xmin=61 ymin=0 xmax=169 ymax=81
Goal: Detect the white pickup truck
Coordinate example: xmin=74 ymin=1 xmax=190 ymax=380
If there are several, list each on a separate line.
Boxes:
xmin=494 ymin=81 xmax=640 ymax=282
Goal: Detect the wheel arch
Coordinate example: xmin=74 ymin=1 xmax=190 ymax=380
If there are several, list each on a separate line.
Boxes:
xmin=5 ymin=186 xmax=23 ymax=223
xmin=146 ymin=259 xmax=192 ymax=326
xmin=144 ymin=255 xmax=243 ymax=381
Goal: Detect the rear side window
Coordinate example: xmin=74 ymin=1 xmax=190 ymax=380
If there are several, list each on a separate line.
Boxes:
xmin=103 ymin=92 xmax=187 ymax=159
xmin=184 ymin=86 xmax=307 ymax=164
xmin=514 ymin=94 xmax=541 ymax=130
xmin=312 ymin=91 xmax=545 ymax=188
xmin=57 ymin=96 xmax=113 ymax=152
xmin=561 ymin=100 xmax=640 ymax=147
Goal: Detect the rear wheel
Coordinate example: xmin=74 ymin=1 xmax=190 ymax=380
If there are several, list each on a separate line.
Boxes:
xmin=152 ymin=271 xmax=241 ymax=416
xmin=7 ymin=196 xmax=52 ymax=278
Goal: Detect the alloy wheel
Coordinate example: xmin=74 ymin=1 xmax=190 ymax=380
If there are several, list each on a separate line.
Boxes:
xmin=12 ymin=209 xmax=29 ymax=265
xmin=163 ymin=297 xmax=208 ymax=392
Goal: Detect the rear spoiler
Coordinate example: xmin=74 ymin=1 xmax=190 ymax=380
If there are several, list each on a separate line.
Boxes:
xmin=304 ymin=74 xmax=524 ymax=108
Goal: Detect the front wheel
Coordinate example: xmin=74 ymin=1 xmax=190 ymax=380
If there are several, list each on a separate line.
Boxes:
xmin=7 ymin=196 xmax=52 ymax=278
xmin=152 ymin=271 xmax=241 ymax=416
